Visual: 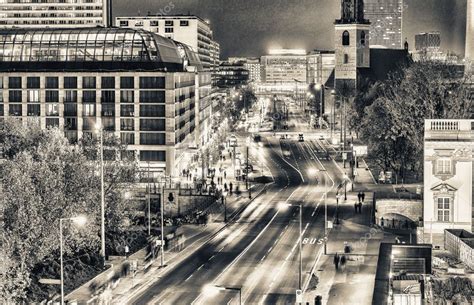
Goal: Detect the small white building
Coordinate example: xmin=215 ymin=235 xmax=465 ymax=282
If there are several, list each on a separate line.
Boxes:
xmin=423 ymin=119 xmax=474 ymax=245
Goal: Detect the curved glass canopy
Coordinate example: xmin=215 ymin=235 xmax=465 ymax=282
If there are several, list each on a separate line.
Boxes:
xmin=0 ymin=27 xmax=202 ymax=72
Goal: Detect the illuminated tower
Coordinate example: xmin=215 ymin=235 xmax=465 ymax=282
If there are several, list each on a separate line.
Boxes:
xmin=334 ymin=0 xmax=371 ymax=90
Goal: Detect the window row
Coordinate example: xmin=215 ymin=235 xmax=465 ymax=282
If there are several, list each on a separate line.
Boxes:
xmin=1 ymin=76 xmax=166 ymax=89
xmin=2 ymin=104 xmax=167 ymax=118
xmin=3 ymin=90 xmax=166 ymax=103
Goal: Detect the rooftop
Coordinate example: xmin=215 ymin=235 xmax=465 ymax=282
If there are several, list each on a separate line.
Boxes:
xmin=0 ymin=27 xmax=202 ymax=72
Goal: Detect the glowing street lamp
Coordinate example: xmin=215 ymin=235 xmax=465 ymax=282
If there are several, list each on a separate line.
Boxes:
xmin=60 ymin=216 xmax=87 ymax=304
xmin=279 ymin=202 xmax=303 ymax=290
xmin=95 ymin=122 xmax=106 ymax=263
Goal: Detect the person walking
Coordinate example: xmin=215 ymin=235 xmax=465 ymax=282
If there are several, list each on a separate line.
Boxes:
xmin=357 ymin=192 xmax=362 ymax=203
xmin=361 ymin=191 xmax=365 ymax=202
xmin=340 ymin=255 xmax=346 ymax=270
xmin=334 ymin=253 xmax=340 ymax=270
xmin=229 ymin=182 xmax=233 ymax=195
xmin=354 ymin=202 xmax=358 ymax=213
xmin=358 ymin=202 xmax=362 ymax=213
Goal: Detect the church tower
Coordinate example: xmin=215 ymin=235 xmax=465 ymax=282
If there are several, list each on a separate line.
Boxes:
xmin=334 ymin=0 xmax=371 ymax=91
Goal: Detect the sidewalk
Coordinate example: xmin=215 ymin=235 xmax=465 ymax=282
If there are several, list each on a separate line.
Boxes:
xmin=303 ymin=140 xmax=397 ymax=305
xmin=66 ymin=182 xmax=267 ymax=304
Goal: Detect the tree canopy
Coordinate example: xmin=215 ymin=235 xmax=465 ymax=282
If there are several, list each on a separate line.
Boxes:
xmin=0 ymin=119 xmax=138 ymax=302
xmin=354 ymin=61 xmax=472 ymax=178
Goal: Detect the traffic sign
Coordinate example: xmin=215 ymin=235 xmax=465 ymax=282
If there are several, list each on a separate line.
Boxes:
xmin=39 ymin=278 xmax=61 ymax=285
xmin=296 ymin=289 xmax=303 ymax=303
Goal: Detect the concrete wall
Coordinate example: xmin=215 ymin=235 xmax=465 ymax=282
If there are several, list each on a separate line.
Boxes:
xmin=376 ymin=199 xmax=422 ymax=223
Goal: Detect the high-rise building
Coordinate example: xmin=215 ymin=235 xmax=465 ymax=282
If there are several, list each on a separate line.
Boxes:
xmin=413 ymin=32 xmax=443 ymax=61
xmin=115 ymin=14 xmax=220 ymax=148
xmin=364 ymin=0 xmax=403 ymax=49
xmin=307 ymin=51 xmax=336 ymax=85
xmin=244 ymin=58 xmax=261 ymax=83
xmin=115 ymin=15 xmax=219 ymax=73
xmin=466 ymin=0 xmax=474 ymax=66
xmin=423 ymin=119 xmax=474 ymax=246
xmin=0 ymin=0 xmax=109 ymax=28
xmin=0 ymin=27 xmax=202 ymax=177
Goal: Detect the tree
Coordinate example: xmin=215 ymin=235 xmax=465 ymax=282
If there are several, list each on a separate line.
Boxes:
xmin=358 ymin=61 xmax=472 ymax=179
xmin=0 ymin=119 xmax=139 ymax=302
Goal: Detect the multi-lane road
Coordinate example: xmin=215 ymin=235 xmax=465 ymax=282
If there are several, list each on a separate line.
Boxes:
xmin=123 ymin=104 xmax=347 ymax=305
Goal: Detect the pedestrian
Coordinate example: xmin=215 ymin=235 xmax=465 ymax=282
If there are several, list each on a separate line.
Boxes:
xmin=381 ymin=217 xmax=385 ymax=227
xmin=358 ymin=202 xmax=362 ymax=213
xmin=224 ymin=171 xmax=227 ymax=179
xmin=354 ymin=202 xmax=358 ymax=213
xmin=357 ymin=192 xmax=362 ymax=203
xmin=229 ymin=182 xmax=233 ymax=194
xmin=334 ymin=253 xmax=340 ymax=270
xmin=361 ymin=192 xmax=365 ymax=202
xmin=340 ymin=255 xmax=346 ymax=270
xmin=224 ymin=182 xmax=228 ymax=191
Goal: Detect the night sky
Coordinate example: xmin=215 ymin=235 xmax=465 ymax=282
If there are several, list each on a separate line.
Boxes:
xmin=114 ymin=0 xmax=467 ymax=59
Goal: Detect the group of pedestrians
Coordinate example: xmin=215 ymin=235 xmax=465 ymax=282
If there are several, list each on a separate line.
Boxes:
xmin=354 ymin=191 xmax=366 ymax=214
xmin=333 ymin=252 xmax=347 ymax=270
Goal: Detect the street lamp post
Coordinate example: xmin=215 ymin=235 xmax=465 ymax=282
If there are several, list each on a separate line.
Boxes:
xmin=60 ymin=216 xmax=87 ymax=305
xmin=147 ymin=161 xmax=151 ymax=236
xmin=160 ymin=184 xmax=165 ymax=267
xmin=222 ymin=190 xmax=228 ymax=222
xmin=95 ymin=123 xmax=106 ymax=263
xmin=344 ymin=174 xmax=348 ymax=201
xmin=283 ymin=202 xmax=303 ymax=289
xmin=246 ymin=137 xmax=252 ymax=199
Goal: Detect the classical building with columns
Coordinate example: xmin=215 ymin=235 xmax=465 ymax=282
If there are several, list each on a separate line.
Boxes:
xmin=422 ymin=119 xmax=474 ymax=245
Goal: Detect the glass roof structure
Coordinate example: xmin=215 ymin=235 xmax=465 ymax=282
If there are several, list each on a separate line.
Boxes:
xmin=0 ymin=27 xmax=202 ymax=72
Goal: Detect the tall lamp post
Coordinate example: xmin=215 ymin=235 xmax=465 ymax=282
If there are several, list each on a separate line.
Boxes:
xmin=160 ymin=183 xmax=165 ymax=267
xmin=281 ymin=202 xmax=303 ymax=289
xmin=315 ymin=83 xmax=325 ymax=129
xmin=60 ymin=216 xmax=87 ymax=305
xmin=343 ymin=173 xmax=348 ymax=201
xmin=246 ymin=137 xmax=252 ymax=199
xmin=222 ymin=190 xmax=228 ymax=222
xmin=95 ymin=123 xmax=106 ymax=263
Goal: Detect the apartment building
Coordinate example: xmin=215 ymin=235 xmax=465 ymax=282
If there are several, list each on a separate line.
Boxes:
xmin=0 ymin=27 xmax=202 ymax=177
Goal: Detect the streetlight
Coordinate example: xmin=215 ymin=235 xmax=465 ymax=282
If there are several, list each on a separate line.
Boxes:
xmin=343 ymin=173 xmax=348 ymax=201
xmin=160 ymin=183 xmax=165 ymax=267
xmin=330 ymin=90 xmax=336 ymax=140
xmin=203 ymin=284 xmax=242 ymax=305
xmin=222 ymin=190 xmax=228 ymax=222
xmin=246 ymin=137 xmax=251 ymax=199
xmin=60 ymin=215 xmax=87 ymax=305
xmin=95 ymin=123 xmax=106 ymax=263
xmin=279 ymin=202 xmax=303 ymax=289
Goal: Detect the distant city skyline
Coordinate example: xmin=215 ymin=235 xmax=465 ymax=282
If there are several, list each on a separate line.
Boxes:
xmin=114 ymin=0 xmax=467 ymax=58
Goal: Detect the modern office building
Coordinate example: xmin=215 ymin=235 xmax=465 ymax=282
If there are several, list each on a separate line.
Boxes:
xmin=467 ymin=0 xmax=474 ymax=69
xmin=215 ymin=62 xmax=249 ymax=88
xmin=244 ymin=58 xmax=262 ymax=83
xmin=423 ymin=119 xmax=474 ymax=246
xmin=364 ymin=0 xmax=403 ymax=49
xmin=115 ymin=14 xmax=219 ymax=148
xmin=0 ymin=27 xmax=203 ymax=177
xmin=307 ymin=50 xmax=336 ymax=85
xmin=115 ymin=15 xmax=219 ymax=73
xmin=261 ymin=49 xmax=308 ymax=84
xmin=413 ymin=32 xmax=444 ymax=61
xmin=0 ymin=0 xmax=109 ymax=28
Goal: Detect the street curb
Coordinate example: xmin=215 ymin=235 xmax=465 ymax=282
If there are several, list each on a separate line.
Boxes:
xmin=116 ymin=182 xmax=271 ymax=304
